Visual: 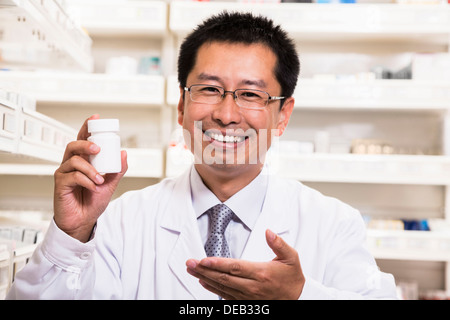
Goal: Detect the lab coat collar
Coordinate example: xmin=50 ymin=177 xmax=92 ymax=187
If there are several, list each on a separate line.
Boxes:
xmin=160 ymin=167 xmax=216 ymax=299
xmin=160 ymin=165 xmax=291 ymax=299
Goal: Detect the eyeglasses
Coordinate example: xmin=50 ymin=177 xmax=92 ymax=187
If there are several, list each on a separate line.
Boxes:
xmin=184 ymin=84 xmax=285 ymax=110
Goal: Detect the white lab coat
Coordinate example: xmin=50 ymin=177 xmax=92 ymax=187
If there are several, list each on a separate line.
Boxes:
xmin=7 ymin=166 xmax=397 ymax=299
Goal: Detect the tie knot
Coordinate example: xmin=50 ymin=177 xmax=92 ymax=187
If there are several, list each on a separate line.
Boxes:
xmin=208 ymin=204 xmax=234 ymax=234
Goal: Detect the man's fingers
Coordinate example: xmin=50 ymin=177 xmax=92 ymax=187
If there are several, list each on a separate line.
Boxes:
xmin=186 ymin=259 xmax=246 ymax=299
xmin=77 ymin=114 xmax=99 ymax=141
xmin=265 ymin=229 xmax=298 ymax=262
xmin=187 ymin=259 xmax=253 ymax=288
xmin=56 ymin=170 xmax=98 ymax=193
xmin=57 ymin=155 xmax=104 ymax=185
xmin=198 ymin=257 xmax=256 ymax=278
xmin=62 ymin=140 xmax=100 ymax=163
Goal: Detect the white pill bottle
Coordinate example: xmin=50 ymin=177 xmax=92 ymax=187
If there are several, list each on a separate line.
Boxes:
xmin=87 ymin=119 xmax=121 ymax=174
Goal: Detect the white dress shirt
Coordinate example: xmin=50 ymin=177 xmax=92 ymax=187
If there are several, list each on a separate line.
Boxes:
xmin=191 ymin=165 xmax=268 ymax=259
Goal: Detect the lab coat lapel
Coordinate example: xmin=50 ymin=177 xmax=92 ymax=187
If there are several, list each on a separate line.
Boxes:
xmin=160 ymin=168 xmax=216 ymax=300
xmin=241 ymin=174 xmax=290 ymax=262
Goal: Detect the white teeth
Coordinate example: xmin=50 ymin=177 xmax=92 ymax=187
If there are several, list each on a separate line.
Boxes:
xmin=205 ymin=131 xmax=245 ymax=143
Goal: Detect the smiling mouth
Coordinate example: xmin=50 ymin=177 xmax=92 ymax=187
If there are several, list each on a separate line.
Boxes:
xmin=203 ymin=130 xmax=248 ymax=143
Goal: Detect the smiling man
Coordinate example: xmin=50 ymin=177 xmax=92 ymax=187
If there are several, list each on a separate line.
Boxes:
xmin=7 ymin=12 xmax=397 ymax=300
xmin=180 ymin=40 xmax=293 ymax=202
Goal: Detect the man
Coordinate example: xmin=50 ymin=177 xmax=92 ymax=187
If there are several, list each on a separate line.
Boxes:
xmin=7 ymin=12 xmax=397 ymax=300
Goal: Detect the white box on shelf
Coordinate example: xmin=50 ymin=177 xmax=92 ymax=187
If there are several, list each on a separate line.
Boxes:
xmin=0 ymin=97 xmax=19 ymax=154
xmin=124 ymin=148 xmax=164 ymax=178
xmin=18 ymin=108 xmax=77 ymax=163
xmin=412 ymin=53 xmax=450 ymax=82
xmin=0 ymin=245 xmax=11 ymax=300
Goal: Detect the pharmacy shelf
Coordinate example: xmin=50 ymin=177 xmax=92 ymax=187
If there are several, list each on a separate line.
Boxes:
xmin=165 ymin=148 xmax=450 ymax=185
xmin=368 ymin=229 xmax=450 ymax=262
xmin=17 ymin=107 xmax=76 ymax=163
xmin=0 ymin=71 xmax=165 ymax=107
xmin=1 ymin=93 xmax=77 ymax=164
xmin=274 ymin=153 xmax=450 ymax=185
xmin=0 ymin=148 xmax=165 ymax=179
xmin=169 ymin=2 xmax=450 ymax=44
xmin=294 ymin=79 xmax=450 ymax=111
xmin=0 ymin=97 xmax=19 ymax=154
xmin=64 ymin=0 xmax=168 ymax=37
xmin=0 ymin=0 xmax=93 ymax=71
xmin=0 ymin=163 xmax=56 ymax=176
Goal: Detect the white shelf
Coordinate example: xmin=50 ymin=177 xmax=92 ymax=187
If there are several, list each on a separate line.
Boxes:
xmin=0 ymin=148 xmax=165 ymax=179
xmin=170 ymin=2 xmax=450 ymax=44
xmin=1 ymin=91 xmax=77 ymax=164
xmin=0 ymin=97 xmax=19 ymax=154
xmin=17 ymin=107 xmax=76 ymax=163
xmin=165 ymin=148 xmax=450 ymax=185
xmin=368 ymin=229 xmax=450 ymax=262
xmin=274 ymin=153 xmax=450 ymax=185
xmin=0 ymin=0 xmax=93 ymax=71
xmin=0 ymin=163 xmax=56 ymax=175
xmin=64 ymin=0 xmax=168 ymax=37
xmin=0 ymin=71 xmax=165 ymax=107
xmin=8 ymin=71 xmax=449 ymax=112
xmin=294 ymin=79 xmax=450 ymax=111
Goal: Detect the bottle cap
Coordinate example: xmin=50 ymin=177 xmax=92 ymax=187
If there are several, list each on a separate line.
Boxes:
xmin=88 ymin=119 xmax=119 ymax=133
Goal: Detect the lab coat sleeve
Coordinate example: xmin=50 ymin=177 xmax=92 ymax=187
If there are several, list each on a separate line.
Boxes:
xmin=299 ymin=210 xmax=397 ymax=300
xmin=6 ymin=219 xmax=96 ymax=300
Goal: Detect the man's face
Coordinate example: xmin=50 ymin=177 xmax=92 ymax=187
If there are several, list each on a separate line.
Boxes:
xmin=177 ymin=41 xmax=294 ymax=176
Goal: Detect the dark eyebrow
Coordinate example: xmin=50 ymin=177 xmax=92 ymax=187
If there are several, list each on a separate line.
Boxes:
xmin=197 ymin=73 xmax=267 ymax=89
xmin=197 ymin=73 xmax=222 ymax=82
xmin=240 ymin=79 xmax=267 ymax=89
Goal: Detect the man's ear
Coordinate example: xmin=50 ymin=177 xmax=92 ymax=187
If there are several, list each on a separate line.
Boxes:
xmin=275 ymin=97 xmax=294 ymax=137
xmin=177 ymin=86 xmax=185 ymax=126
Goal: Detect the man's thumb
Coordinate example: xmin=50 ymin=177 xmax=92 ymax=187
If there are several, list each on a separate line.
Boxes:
xmin=265 ymin=229 xmax=296 ymax=261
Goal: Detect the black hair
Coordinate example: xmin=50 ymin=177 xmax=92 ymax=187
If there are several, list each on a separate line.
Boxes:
xmin=177 ymin=11 xmax=300 ymax=99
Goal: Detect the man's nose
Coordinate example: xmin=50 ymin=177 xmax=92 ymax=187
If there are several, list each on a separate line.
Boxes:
xmin=211 ymin=92 xmax=242 ymax=126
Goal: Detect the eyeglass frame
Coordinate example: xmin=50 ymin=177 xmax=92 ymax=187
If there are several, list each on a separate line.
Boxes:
xmin=183 ymin=84 xmax=285 ymax=110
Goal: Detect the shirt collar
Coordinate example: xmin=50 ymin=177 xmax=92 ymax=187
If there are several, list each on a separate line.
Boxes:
xmin=190 ymin=165 xmax=268 ymax=231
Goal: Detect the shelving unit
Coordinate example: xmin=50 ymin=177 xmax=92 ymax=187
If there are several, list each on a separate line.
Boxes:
xmin=294 ymin=78 xmax=450 ymax=111
xmin=0 ymin=0 xmax=93 ymax=71
xmin=2 ymin=0 xmax=450 ymax=298
xmin=367 ymin=229 xmax=450 ymax=262
xmin=169 ymin=1 xmax=450 ymax=297
xmin=64 ymin=0 xmax=168 ymax=38
xmin=169 ymin=1 xmax=450 ymax=44
xmin=0 ymin=89 xmax=77 ymax=164
xmin=0 ymin=71 xmax=165 ymax=107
